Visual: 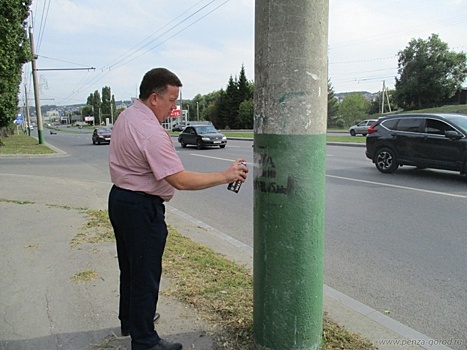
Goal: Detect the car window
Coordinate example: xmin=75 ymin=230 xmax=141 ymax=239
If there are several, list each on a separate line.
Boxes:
xmin=444 ymin=115 xmax=467 ymax=133
xmin=394 ymin=118 xmax=421 ymax=132
xmin=380 ymin=119 xmax=398 ymax=130
xmin=423 ymin=119 xmax=454 ymax=135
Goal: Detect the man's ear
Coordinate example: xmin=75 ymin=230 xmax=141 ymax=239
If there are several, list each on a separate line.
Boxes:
xmin=149 ymin=92 xmax=158 ymax=106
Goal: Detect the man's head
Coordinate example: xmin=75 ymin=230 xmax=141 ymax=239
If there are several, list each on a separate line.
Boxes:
xmin=139 ymin=68 xmax=183 ymax=122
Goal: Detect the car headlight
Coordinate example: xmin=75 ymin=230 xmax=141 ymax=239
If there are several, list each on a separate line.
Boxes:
xmin=222 ymin=136 xmax=227 ymax=140
xmin=201 ymin=137 xmax=210 ymax=141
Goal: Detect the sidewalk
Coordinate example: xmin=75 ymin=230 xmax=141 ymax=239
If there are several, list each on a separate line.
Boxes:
xmin=0 ymin=154 xmax=452 ymax=350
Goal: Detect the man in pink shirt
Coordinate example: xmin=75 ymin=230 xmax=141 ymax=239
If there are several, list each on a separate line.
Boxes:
xmin=108 ymin=68 xmax=248 ymax=350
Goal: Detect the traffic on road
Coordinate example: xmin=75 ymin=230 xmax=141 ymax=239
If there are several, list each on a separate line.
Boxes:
xmin=6 ymin=129 xmax=466 ymax=349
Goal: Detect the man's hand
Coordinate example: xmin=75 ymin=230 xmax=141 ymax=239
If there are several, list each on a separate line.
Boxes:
xmin=223 ymin=158 xmax=248 ymax=184
xmin=165 ymin=158 xmax=249 ymax=191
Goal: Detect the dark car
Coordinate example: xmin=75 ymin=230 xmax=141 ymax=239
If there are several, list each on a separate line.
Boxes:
xmin=365 ymin=113 xmax=467 ymax=175
xmin=348 ymin=119 xmax=377 ymax=136
xmin=92 ymin=128 xmax=112 ymax=145
xmin=172 ymin=123 xmax=186 ymax=132
xmin=178 ymin=125 xmax=227 ymax=149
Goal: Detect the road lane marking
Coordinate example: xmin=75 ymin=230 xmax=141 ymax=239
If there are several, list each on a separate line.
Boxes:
xmin=327 ymin=174 xmax=467 ymax=199
xmin=189 ymin=154 xmax=253 ymax=166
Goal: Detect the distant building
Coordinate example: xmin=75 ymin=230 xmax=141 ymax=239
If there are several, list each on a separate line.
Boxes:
xmin=446 ymin=88 xmax=467 ymax=105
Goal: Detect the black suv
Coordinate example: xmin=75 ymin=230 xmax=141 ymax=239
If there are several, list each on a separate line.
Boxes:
xmin=365 ymin=113 xmax=467 ymax=175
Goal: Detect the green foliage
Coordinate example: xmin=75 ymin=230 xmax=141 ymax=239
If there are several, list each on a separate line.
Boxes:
xmin=394 ymin=34 xmax=467 ymax=110
xmin=238 ymin=99 xmax=254 ymax=129
xmin=86 ymin=90 xmax=102 ymax=124
xmin=192 ymin=65 xmax=253 ymax=129
xmin=101 ymin=86 xmax=111 ymax=116
xmin=338 ymin=93 xmax=371 ymax=126
xmin=0 ymin=0 xmax=32 ymax=128
xmin=327 ymin=79 xmax=340 ymax=127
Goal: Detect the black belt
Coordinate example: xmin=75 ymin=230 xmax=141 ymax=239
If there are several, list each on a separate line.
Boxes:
xmin=114 ymin=185 xmax=164 ymax=203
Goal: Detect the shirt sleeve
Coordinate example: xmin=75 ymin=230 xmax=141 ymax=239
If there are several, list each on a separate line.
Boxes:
xmin=142 ymin=128 xmax=184 ymax=181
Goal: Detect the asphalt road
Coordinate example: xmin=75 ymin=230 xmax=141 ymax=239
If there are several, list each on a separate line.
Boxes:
xmin=6 ymin=128 xmax=466 ymax=349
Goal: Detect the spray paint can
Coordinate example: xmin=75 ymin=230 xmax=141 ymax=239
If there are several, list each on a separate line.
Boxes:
xmin=227 ymin=162 xmax=247 ymax=193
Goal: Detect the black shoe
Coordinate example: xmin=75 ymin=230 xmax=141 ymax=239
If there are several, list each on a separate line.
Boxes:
xmin=121 ymin=312 xmax=160 ymax=336
xmin=121 ymin=327 xmax=130 ymax=337
xmin=149 ymin=339 xmax=183 ymax=350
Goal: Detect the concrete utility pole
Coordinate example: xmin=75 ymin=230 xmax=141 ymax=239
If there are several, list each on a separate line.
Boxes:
xmin=24 ymin=84 xmax=31 ymax=136
xmin=253 ymin=1 xmax=329 ymax=349
xmin=29 ymin=25 xmax=45 ymax=144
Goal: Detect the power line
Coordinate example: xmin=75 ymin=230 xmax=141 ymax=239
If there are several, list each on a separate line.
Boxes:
xmin=57 ymin=0 xmax=231 ymax=104
xmin=105 ymin=0 xmax=214 ymax=70
xmin=35 ymin=0 xmax=52 ymax=53
xmin=111 ymin=0 xmax=231 ymax=70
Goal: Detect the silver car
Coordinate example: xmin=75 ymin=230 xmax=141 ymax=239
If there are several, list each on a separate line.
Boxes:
xmin=349 ymin=119 xmax=377 ymax=136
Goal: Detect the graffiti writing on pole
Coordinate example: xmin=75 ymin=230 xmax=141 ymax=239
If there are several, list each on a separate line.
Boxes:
xmin=254 ymin=152 xmax=294 ymax=195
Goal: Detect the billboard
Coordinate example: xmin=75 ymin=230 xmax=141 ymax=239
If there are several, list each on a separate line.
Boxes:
xmin=169 ymin=109 xmax=181 ymax=117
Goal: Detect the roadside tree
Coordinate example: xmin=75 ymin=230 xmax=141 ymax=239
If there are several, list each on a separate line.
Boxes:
xmin=86 ymin=90 xmax=102 ymax=125
xmin=327 ymin=79 xmax=340 ymax=128
xmin=394 ymin=34 xmax=467 ymax=110
xmin=0 ymin=0 xmax=32 ymax=130
xmin=237 ymin=99 xmax=254 ymax=129
xmin=338 ymin=93 xmax=370 ymax=127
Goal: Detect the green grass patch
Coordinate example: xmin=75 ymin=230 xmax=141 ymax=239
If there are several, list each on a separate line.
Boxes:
xmin=0 ymin=134 xmax=55 ymax=154
xmin=327 ymin=135 xmax=366 ymax=143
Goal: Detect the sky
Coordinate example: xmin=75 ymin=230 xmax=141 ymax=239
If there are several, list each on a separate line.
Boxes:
xmin=20 ymin=0 xmax=467 ymax=107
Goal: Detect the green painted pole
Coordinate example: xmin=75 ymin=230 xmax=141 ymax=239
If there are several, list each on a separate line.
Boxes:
xmin=253 ymin=1 xmax=329 ymax=349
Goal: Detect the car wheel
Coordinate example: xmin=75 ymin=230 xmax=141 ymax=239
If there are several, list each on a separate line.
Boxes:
xmin=350 ymin=129 xmax=356 ymax=136
xmin=374 ymin=147 xmax=398 ymax=173
xmin=180 ymin=140 xmax=187 ymax=148
xmin=196 ymin=139 xmax=203 ymax=150
xmin=220 ymin=145 xmax=226 ymax=149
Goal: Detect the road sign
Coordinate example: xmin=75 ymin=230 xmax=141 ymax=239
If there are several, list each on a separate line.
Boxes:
xmin=14 ymin=114 xmax=24 ymax=125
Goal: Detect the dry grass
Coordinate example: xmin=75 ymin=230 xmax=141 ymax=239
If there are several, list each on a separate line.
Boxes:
xmin=163 ymin=228 xmax=376 ymax=350
xmin=70 ymin=269 xmax=99 ymax=283
xmin=72 ymin=209 xmax=376 ymax=349
xmin=70 ymin=209 xmax=114 ymax=247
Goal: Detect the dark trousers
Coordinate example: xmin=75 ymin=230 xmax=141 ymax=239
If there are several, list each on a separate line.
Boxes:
xmin=108 ymin=185 xmax=167 ymax=350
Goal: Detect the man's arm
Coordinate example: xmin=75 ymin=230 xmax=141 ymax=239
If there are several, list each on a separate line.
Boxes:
xmin=164 ymin=159 xmax=248 ymax=191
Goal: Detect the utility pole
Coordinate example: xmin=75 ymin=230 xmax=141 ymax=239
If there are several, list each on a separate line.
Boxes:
xmin=29 ymin=25 xmax=45 ymax=144
xmin=381 ymin=81 xmax=386 ymax=114
xmin=253 ymin=1 xmax=328 ymax=349
xmin=380 ymin=81 xmax=392 ymax=114
xmin=110 ymin=101 xmax=114 ymax=125
xmin=24 ymin=84 xmax=31 ymax=136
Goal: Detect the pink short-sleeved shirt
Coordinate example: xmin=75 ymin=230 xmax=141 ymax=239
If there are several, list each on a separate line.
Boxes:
xmin=109 ymin=99 xmax=184 ymax=201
